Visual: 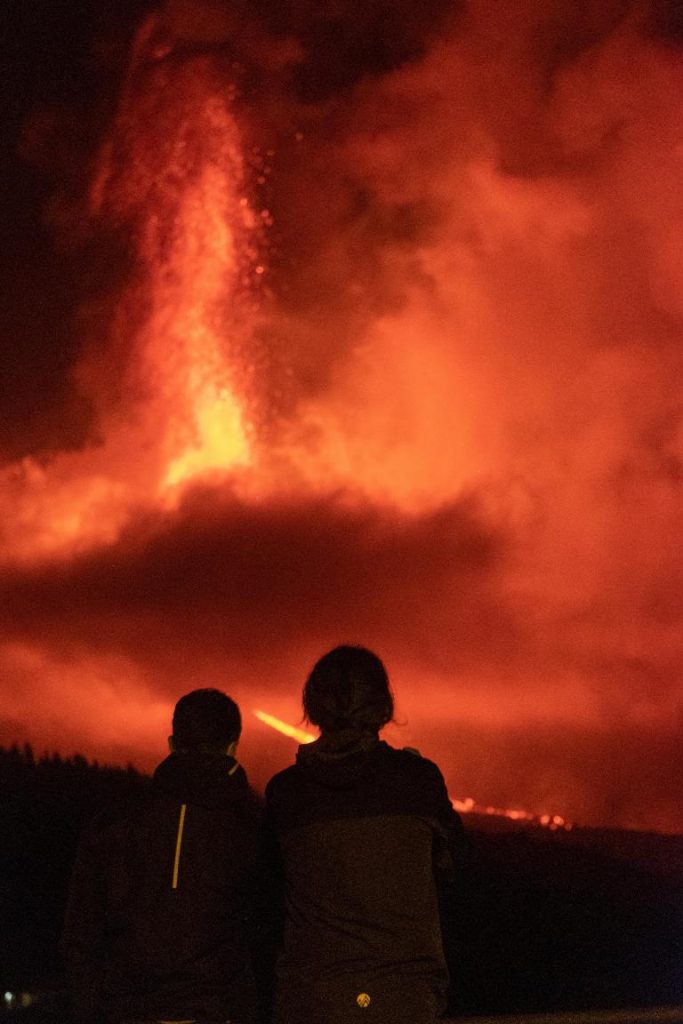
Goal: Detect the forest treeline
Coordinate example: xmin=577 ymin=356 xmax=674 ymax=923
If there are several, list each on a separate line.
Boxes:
xmin=0 ymin=743 xmax=147 ymax=995
xmin=0 ymin=743 xmax=681 ymax=1019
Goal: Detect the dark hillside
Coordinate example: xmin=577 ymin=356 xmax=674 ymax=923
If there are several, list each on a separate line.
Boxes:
xmin=0 ymin=744 xmax=146 ymax=993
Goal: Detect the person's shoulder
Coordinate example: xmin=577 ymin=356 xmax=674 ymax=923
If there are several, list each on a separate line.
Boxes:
xmin=82 ymin=785 xmax=152 ymax=844
xmin=382 ymin=741 xmax=440 ymax=769
xmin=381 ymin=743 xmax=447 ymax=784
xmin=265 ymin=763 xmax=300 ymax=801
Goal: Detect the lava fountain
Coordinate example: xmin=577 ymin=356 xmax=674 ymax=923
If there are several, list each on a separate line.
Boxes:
xmin=90 ymin=23 xmax=257 ymax=495
xmin=1 ymin=19 xmax=261 ymax=564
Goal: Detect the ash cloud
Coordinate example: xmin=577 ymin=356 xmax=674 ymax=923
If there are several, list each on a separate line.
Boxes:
xmin=0 ymin=488 xmax=506 ymax=669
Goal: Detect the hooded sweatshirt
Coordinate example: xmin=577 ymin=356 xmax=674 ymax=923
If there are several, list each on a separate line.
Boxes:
xmin=61 ymin=752 xmax=266 ymax=1024
xmin=265 ymin=735 xmax=463 ymax=1024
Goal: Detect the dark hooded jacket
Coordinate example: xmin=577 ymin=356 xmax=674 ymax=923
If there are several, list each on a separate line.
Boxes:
xmin=61 ymin=752 xmax=266 ymax=1024
xmin=265 ymin=734 xmax=464 ymax=1024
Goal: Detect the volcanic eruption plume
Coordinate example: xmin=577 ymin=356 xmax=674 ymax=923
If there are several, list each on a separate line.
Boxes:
xmin=1 ymin=0 xmax=682 ymax=832
xmin=1 ymin=17 xmax=264 ymax=562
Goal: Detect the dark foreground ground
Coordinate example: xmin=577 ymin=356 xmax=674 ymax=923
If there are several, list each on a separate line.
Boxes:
xmin=445 ymin=819 xmax=683 ymax=1015
xmin=1 ymin=746 xmax=682 ymax=1021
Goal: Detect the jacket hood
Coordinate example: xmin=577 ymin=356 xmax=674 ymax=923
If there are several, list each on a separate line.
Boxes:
xmin=295 ymin=731 xmax=383 ymax=790
xmin=153 ymin=751 xmax=249 ymax=809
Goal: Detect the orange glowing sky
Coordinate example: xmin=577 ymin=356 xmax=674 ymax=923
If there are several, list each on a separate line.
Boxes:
xmin=1 ymin=0 xmax=682 ymax=832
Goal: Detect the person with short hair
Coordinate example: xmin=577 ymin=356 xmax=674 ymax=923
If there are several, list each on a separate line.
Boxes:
xmin=266 ymin=646 xmax=464 ymax=1024
xmin=62 ymin=688 xmax=266 ymax=1024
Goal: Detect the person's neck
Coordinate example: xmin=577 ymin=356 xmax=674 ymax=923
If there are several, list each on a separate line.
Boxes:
xmin=316 ymin=728 xmax=379 ymax=753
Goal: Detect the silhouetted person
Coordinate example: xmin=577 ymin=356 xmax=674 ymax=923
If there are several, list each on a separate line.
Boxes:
xmin=266 ymin=646 xmax=464 ymax=1024
xmin=61 ymin=689 xmax=266 ymax=1024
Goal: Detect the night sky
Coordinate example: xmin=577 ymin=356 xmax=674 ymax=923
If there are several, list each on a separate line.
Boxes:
xmin=1 ymin=0 xmax=682 ymax=832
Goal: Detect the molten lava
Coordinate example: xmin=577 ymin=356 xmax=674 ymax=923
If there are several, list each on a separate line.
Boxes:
xmin=92 ymin=46 xmax=256 ymax=498
xmin=253 ymin=710 xmax=315 ymax=746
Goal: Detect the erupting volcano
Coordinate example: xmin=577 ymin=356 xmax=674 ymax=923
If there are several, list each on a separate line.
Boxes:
xmin=2 ymin=29 xmax=261 ymax=563
xmin=1 ymin=1 xmax=682 ymax=834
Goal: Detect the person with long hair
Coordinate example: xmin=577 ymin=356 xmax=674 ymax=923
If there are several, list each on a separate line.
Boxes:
xmin=266 ymin=646 xmax=463 ymax=1024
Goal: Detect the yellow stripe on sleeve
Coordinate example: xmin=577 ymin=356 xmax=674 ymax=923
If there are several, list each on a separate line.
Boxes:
xmin=171 ymin=802 xmax=187 ymax=889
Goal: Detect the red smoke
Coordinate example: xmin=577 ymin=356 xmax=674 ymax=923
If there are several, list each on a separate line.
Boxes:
xmin=1 ymin=1 xmax=681 ymax=832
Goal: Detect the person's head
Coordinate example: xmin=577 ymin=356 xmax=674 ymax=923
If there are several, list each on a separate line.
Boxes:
xmin=303 ymin=645 xmax=394 ymax=735
xmin=169 ymin=688 xmax=241 ymax=756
